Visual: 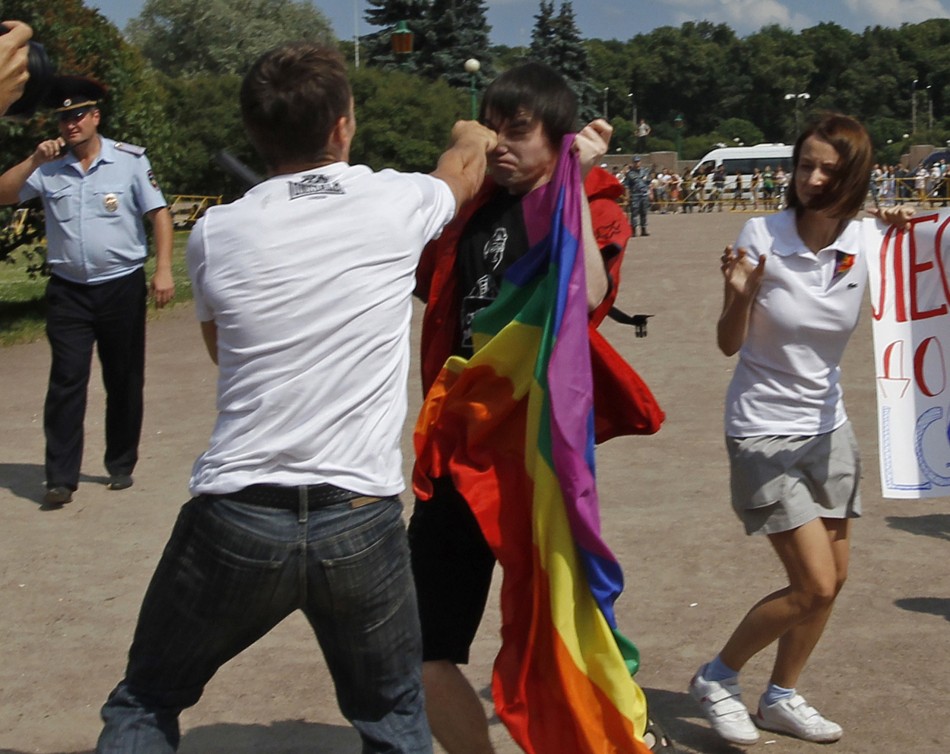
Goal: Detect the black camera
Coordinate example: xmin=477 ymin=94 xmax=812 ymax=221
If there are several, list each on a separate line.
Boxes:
xmin=0 ymin=24 xmax=55 ymax=118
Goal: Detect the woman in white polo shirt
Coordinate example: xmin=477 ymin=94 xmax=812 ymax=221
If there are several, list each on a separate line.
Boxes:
xmin=689 ymin=114 xmax=911 ymax=747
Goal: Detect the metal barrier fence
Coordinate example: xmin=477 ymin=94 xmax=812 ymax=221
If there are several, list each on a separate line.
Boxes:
xmin=629 ymin=175 xmax=950 ymax=215
xmin=169 ymin=195 xmax=223 ymax=229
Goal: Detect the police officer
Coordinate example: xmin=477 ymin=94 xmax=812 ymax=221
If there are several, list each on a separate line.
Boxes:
xmin=0 ymin=75 xmax=173 ymax=506
xmin=623 ymin=155 xmax=651 ymax=236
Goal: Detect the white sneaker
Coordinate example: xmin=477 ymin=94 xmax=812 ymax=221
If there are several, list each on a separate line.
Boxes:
xmin=689 ymin=663 xmax=760 ymax=745
xmin=755 ymin=692 xmax=843 ymax=742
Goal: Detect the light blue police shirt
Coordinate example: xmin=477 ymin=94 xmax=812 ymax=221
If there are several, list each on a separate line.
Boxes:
xmin=20 ymin=136 xmax=167 ymax=285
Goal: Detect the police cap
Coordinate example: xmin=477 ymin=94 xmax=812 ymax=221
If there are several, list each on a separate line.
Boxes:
xmin=46 ymin=75 xmax=106 ymax=117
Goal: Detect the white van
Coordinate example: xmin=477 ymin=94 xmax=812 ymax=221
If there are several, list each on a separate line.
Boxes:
xmin=689 ymin=143 xmax=793 ymax=200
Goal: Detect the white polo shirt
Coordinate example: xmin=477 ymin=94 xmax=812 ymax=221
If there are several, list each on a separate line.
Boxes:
xmin=725 ymin=209 xmax=882 ymax=437
xmin=187 ymin=163 xmax=455 ymax=497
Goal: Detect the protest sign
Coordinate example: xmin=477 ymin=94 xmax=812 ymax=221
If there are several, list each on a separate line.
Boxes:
xmin=868 ymin=208 xmax=950 ymax=498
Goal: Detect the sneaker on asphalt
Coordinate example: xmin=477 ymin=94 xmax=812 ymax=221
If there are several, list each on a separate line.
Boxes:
xmin=755 ymin=692 xmax=843 ymax=743
xmin=689 ymin=664 xmax=759 ymax=745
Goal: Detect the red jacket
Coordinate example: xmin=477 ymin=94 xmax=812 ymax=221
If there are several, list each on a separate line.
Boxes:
xmin=416 ymin=167 xmax=664 ymax=441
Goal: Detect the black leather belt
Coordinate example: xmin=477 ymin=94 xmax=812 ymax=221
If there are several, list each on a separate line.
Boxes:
xmin=208 ymin=483 xmax=382 ymax=511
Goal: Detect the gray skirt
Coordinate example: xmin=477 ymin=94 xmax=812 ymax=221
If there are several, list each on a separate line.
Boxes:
xmin=725 ymin=422 xmax=862 ymax=536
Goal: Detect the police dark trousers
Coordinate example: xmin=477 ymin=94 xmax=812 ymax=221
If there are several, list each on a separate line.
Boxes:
xmin=44 ymin=267 xmax=146 ymax=489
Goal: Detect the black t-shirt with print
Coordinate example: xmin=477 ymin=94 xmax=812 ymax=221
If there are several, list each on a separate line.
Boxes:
xmin=455 ymin=190 xmax=530 ymax=357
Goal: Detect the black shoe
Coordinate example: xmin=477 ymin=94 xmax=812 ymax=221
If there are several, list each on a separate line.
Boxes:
xmin=43 ymin=486 xmax=74 ymax=506
xmin=107 ymin=474 xmax=134 ymax=491
xmin=641 ymin=229 xmax=650 ymax=236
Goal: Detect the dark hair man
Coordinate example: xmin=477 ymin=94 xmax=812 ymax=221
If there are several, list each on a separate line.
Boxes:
xmin=0 ymin=75 xmax=174 ymax=505
xmin=409 ymin=61 xmax=635 ymax=753
xmin=94 ymin=43 xmax=495 ymax=754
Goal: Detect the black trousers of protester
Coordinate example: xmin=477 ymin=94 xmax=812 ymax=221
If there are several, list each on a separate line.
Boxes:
xmin=44 ymin=268 xmax=147 ymax=490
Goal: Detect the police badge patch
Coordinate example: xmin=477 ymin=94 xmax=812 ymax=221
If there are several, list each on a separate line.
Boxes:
xmin=148 ymin=169 xmax=160 ymax=191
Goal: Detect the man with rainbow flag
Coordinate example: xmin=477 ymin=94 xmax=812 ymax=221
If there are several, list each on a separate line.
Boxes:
xmin=410 ymin=63 xmax=667 ymax=753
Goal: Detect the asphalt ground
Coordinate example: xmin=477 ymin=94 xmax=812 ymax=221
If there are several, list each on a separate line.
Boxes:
xmin=1 ymin=208 xmax=948 ymax=753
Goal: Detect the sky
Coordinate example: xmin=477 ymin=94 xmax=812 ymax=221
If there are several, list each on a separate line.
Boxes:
xmin=86 ymin=0 xmax=950 ymax=47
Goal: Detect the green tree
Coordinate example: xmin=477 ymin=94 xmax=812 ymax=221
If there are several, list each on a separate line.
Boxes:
xmin=629 ymin=22 xmax=743 ymax=137
xmin=156 ymin=74 xmax=252 ymax=197
xmin=555 ymin=2 xmax=594 ymax=119
xmin=529 ymin=1 xmax=556 ymax=65
xmin=349 ymin=67 xmax=467 ymax=171
xmin=588 ymin=39 xmax=635 ymax=125
xmin=799 ymin=23 xmax=859 ymax=109
xmin=491 ymin=44 xmax=531 ymax=73
xmin=742 ymin=25 xmax=816 ymax=140
xmin=126 ymin=0 xmax=334 ymax=77
xmin=417 ymin=0 xmax=493 ymax=87
xmin=529 ymin=1 xmax=594 ymax=121
xmin=713 ymin=117 xmax=764 ymax=146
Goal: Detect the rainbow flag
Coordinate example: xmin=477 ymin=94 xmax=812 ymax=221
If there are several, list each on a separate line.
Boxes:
xmin=414 ymin=136 xmax=653 ymax=753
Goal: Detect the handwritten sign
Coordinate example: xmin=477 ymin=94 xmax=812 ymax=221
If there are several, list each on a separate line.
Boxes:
xmin=868 ymin=208 xmax=950 ymax=498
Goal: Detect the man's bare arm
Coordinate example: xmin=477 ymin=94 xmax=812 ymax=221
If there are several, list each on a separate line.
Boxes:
xmin=0 ymin=137 xmax=63 ymax=205
xmin=432 ymin=120 xmax=497 ymax=216
xmin=574 ymin=120 xmax=613 ymax=310
xmin=147 ymin=206 xmax=175 ymax=308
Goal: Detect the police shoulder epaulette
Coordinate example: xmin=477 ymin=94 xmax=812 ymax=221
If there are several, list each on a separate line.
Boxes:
xmin=114 ymin=142 xmax=147 ymax=157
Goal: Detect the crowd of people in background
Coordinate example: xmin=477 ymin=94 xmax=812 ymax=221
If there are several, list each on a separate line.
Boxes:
xmin=617 ymin=160 xmax=791 ymax=216
xmin=615 ymin=155 xmax=950 ymax=220
xmin=871 ymin=159 xmax=950 ymax=206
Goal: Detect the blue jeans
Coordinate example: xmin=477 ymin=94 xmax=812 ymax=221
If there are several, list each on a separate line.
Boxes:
xmin=97 ymin=494 xmax=431 ymax=754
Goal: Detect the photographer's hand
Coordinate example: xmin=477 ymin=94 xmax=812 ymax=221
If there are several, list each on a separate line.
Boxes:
xmin=0 ymin=21 xmax=32 ymax=117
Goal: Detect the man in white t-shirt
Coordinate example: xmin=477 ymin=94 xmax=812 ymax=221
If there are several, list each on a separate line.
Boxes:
xmin=95 ymin=43 xmax=495 ymax=754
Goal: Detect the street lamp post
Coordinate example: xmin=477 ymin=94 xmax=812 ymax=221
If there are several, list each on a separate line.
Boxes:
xmin=627 ymin=92 xmax=636 ymax=127
xmin=353 ymin=0 xmax=360 ymax=68
xmin=464 ymin=58 xmax=480 ymax=120
xmin=927 ymin=84 xmax=933 ymax=132
xmin=784 ymin=92 xmax=810 ymax=134
xmin=912 ymin=79 xmax=918 ymax=133
xmin=603 ymin=87 xmax=609 ymax=120
xmin=674 ymin=113 xmax=684 ymax=158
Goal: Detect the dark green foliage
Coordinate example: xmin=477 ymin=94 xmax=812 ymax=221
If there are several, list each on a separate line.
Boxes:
xmin=582 ymin=17 xmax=950 ymax=160
xmin=529 ymin=1 xmax=556 ymax=64
xmin=349 ymin=67 xmax=467 ymax=171
xmin=363 ymin=0 xmax=494 ymax=87
xmin=492 ymin=45 xmax=532 ymax=73
xmin=126 ymin=0 xmax=335 ymax=77
xmin=528 ymin=1 xmax=595 ymax=121
xmin=156 ymin=74 xmax=254 ymax=198
xmin=417 ymin=0 xmax=493 ymax=87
